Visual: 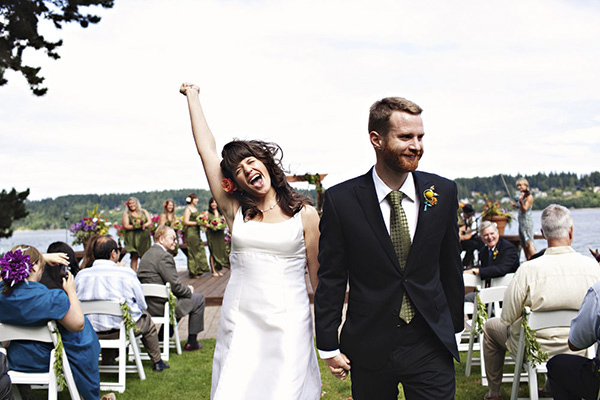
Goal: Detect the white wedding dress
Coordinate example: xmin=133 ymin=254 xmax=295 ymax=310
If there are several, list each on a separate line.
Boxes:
xmin=211 ymin=208 xmax=321 ymax=400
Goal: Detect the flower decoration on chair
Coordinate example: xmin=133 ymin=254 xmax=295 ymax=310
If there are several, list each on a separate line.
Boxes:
xmin=521 ymin=309 xmax=549 ymax=367
xmin=221 ymin=178 xmax=237 ymax=194
xmin=51 ymin=327 xmax=67 ymax=390
xmin=69 ymin=204 xmax=111 ymax=246
xmin=423 ymin=185 xmax=438 ymax=211
xmin=0 ymin=249 xmax=32 ymax=287
xmin=474 ymin=290 xmax=488 ymax=335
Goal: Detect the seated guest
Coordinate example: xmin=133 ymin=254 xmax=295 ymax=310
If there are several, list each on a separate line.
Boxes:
xmin=459 ymin=204 xmax=483 ymax=268
xmin=40 ymin=241 xmax=80 ymax=290
xmin=546 ymin=280 xmax=600 ymax=400
xmin=75 ymin=235 xmax=170 ymax=372
xmin=0 ymin=347 xmax=13 ymax=400
xmin=138 ymin=225 xmax=206 ymax=351
xmin=0 ymin=245 xmax=101 ymax=400
xmin=464 ymin=220 xmax=520 ymax=284
xmin=481 ymin=204 xmax=600 ymax=400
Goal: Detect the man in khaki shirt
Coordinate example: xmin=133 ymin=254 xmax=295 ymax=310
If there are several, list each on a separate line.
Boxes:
xmin=481 ymin=204 xmax=600 ymax=400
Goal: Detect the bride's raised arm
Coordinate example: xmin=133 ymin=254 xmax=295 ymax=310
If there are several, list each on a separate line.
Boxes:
xmin=180 ymin=83 xmax=237 ymax=223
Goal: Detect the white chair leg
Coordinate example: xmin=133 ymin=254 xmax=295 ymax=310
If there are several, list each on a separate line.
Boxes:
xmin=128 ymin=328 xmax=146 ymax=381
xmin=465 ymin=330 xmax=475 ymax=376
xmin=173 ymin=321 xmax=182 ymax=355
xmin=528 ymin=364 xmax=538 ymax=400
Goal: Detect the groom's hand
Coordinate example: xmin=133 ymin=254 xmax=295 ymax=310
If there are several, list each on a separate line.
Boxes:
xmin=325 ymin=353 xmax=351 ymax=381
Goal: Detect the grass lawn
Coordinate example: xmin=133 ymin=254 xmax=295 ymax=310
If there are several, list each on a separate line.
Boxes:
xmin=23 ymin=342 xmax=533 ymax=399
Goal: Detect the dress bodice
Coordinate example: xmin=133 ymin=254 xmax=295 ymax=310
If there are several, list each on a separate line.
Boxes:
xmin=231 ymin=208 xmax=305 ymax=259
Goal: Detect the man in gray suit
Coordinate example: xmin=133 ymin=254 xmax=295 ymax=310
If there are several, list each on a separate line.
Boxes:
xmin=138 ymin=225 xmax=206 ymax=351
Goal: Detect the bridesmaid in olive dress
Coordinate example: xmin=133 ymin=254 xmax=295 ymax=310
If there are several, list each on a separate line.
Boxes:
xmin=159 ymin=199 xmax=177 ymax=226
xmin=206 ymin=197 xmax=229 ymax=277
xmin=122 ymin=196 xmax=152 ymax=272
xmin=183 ymin=193 xmax=209 ymax=278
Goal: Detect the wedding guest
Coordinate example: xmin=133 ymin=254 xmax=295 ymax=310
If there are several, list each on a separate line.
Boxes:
xmin=180 ymin=82 xmax=321 ymax=399
xmin=159 ymin=199 xmax=177 ymax=226
xmin=122 ymin=196 xmax=152 ymax=272
xmin=0 ymin=245 xmax=101 ymax=400
xmin=512 ymin=177 xmax=536 ymax=260
xmin=481 ymin=204 xmax=600 ymax=400
xmin=138 ymin=225 xmax=206 ymax=351
xmin=206 ymin=197 xmax=228 ymax=276
xmin=40 ymin=241 xmax=80 ymax=290
xmin=183 ymin=193 xmax=209 ymax=278
xmin=80 ymin=234 xmax=100 ymax=269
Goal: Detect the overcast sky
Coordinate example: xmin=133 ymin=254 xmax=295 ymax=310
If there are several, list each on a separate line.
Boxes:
xmin=2 ymin=0 xmax=599 ymax=200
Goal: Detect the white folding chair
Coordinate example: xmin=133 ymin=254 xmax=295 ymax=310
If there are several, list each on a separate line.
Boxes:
xmin=458 ymin=273 xmax=484 ymax=350
xmin=490 ymin=273 xmax=515 ymax=288
xmin=139 ymin=283 xmax=182 ymax=361
xmin=80 ymin=299 xmax=146 ymax=393
xmin=0 ymin=321 xmax=80 ymax=400
xmin=510 ymin=307 xmax=582 ymax=400
xmin=465 ymin=285 xmax=509 ymax=386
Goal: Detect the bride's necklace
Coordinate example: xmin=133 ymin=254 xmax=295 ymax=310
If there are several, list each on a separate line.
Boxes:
xmin=259 ymin=201 xmax=279 ymax=213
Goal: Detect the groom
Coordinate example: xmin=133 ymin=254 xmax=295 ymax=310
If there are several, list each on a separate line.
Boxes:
xmin=315 ymin=97 xmax=464 ymax=399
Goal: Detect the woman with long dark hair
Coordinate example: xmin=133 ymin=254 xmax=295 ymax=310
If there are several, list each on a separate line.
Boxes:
xmin=180 ymin=83 xmax=321 ymax=399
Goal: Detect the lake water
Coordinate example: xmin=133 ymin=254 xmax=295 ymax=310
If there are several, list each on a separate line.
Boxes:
xmin=0 ymin=228 xmax=206 ymax=272
xmin=1 ymin=208 xmax=599 ymax=267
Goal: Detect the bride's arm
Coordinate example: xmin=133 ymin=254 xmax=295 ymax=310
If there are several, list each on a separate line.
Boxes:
xmin=180 ymin=83 xmax=237 ymax=224
xmin=301 ymin=205 xmax=321 ymax=292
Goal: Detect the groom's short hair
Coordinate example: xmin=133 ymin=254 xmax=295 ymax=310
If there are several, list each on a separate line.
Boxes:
xmin=368 ymin=96 xmax=422 ymax=136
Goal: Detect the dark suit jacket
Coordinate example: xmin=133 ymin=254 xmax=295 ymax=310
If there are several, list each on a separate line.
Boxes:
xmin=478 ymin=237 xmax=520 ymax=282
xmin=314 ymin=169 xmax=464 ymax=369
xmin=137 ymin=244 xmax=193 ymax=318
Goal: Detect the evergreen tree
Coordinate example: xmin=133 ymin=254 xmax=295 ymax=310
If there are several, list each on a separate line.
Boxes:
xmin=0 ymin=188 xmax=30 ymax=238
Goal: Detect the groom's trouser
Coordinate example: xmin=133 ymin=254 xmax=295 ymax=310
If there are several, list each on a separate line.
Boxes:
xmin=349 ymin=313 xmax=455 ymax=400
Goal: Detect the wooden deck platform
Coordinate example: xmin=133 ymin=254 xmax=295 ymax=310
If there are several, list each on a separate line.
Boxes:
xmin=178 ymin=268 xmax=316 ymax=306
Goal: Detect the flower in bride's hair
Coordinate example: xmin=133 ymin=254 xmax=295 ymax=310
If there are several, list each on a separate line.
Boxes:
xmin=221 ymin=178 xmax=237 ymax=194
xmin=0 ymin=249 xmax=33 ymax=287
xmin=185 ymin=197 xmax=192 ymax=203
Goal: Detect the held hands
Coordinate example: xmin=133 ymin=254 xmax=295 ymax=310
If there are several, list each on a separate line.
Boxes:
xmin=325 ymin=353 xmax=351 ymax=381
xmin=180 ymin=83 xmax=200 ymax=96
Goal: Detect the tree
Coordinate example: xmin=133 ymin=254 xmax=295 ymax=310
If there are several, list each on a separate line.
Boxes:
xmin=0 ymin=0 xmax=114 ymax=96
xmin=0 ymin=188 xmax=29 ymax=238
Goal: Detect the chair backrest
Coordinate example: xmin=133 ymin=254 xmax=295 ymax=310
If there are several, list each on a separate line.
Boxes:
xmin=490 ymin=273 xmax=515 ymax=288
xmin=527 ymin=308 xmax=578 ymax=331
xmin=478 ymin=286 xmax=508 ymax=317
xmin=0 ymin=322 xmax=54 ymax=343
xmin=463 ymin=273 xmax=483 ymax=288
xmin=141 ymin=282 xmax=171 ymax=299
xmin=80 ymin=299 xmax=124 ymax=316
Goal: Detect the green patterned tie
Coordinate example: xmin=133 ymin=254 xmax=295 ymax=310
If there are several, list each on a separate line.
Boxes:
xmin=388 ymin=190 xmax=415 ymax=323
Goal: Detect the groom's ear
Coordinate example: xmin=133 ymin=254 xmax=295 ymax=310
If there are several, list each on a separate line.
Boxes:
xmin=370 ymin=130 xmax=383 ymax=151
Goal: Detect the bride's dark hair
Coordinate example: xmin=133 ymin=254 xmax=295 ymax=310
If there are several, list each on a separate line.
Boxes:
xmin=220 ymin=140 xmax=311 ymax=221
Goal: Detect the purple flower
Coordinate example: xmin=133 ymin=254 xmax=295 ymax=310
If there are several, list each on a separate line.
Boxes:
xmin=0 ymin=249 xmax=33 ymax=287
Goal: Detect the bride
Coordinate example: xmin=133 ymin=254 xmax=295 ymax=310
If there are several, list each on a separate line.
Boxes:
xmin=180 ymin=83 xmax=321 ymax=400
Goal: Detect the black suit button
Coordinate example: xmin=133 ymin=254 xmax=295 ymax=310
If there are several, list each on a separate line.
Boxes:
xmin=392 ymin=309 xmax=399 ymax=315
xmin=396 ymin=324 xmax=401 ymax=328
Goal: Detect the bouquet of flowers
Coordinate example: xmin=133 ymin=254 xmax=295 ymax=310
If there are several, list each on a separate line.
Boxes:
xmin=197 ymin=211 xmax=227 ymax=231
xmin=150 ymin=215 xmax=161 ymax=236
xmin=113 ymin=224 xmax=126 ymax=245
xmin=69 ymin=205 xmax=111 ymax=246
xmin=131 ymin=217 xmax=145 ymax=230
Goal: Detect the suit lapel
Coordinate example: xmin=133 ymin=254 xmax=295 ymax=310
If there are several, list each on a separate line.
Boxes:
xmin=405 ymin=172 xmax=434 ymax=271
xmin=355 ymin=171 xmax=402 ymax=272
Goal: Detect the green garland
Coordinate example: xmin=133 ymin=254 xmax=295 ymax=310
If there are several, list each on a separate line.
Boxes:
xmin=521 ymin=310 xmax=549 ymax=367
xmin=120 ymin=301 xmax=137 ymax=334
xmin=474 ymin=291 xmax=488 ymax=334
xmin=51 ymin=328 xmax=67 ymax=391
xmin=168 ymin=291 xmax=177 ymax=326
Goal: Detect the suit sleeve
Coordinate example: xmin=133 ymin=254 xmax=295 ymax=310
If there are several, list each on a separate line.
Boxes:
xmin=439 ymin=182 xmax=465 ymax=333
xmin=479 ymin=240 xmax=519 ymax=281
xmin=159 ymin=252 xmax=192 ymax=299
xmin=315 ymin=189 xmax=349 ymax=352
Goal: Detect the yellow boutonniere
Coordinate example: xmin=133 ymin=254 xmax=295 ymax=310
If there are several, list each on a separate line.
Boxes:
xmin=493 ymin=249 xmax=499 ymax=260
xmin=423 ymin=186 xmax=438 ymax=211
